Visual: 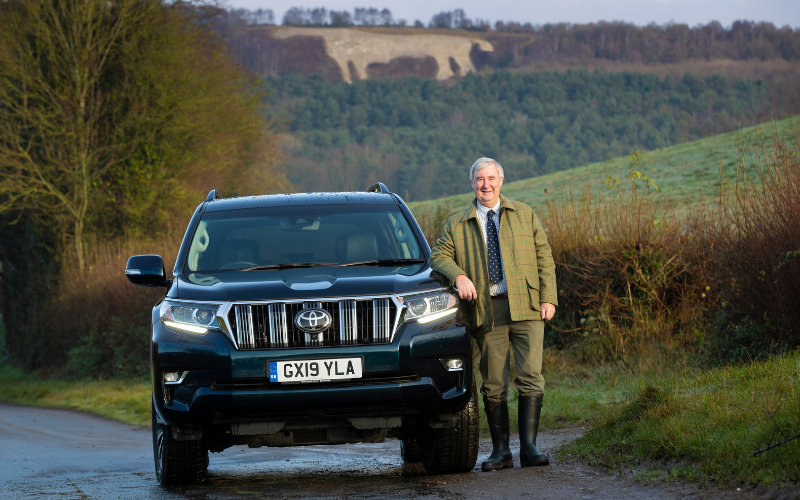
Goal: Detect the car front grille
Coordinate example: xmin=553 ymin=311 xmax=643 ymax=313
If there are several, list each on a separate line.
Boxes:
xmin=227 ymin=298 xmax=400 ymax=350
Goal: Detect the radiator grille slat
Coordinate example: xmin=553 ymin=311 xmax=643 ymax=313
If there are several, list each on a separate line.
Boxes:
xmin=234 ymin=305 xmax=253 ymax=349
xmin=229 ymin=298 xmax=397 ymax=350
xmin=338 ymin=300 xmax=357 ymax=345
xmin=372 ymin=299 xmax=390 ymax=343
xmin=268 ymin=303 xmax=288 ymax=347
xmin=247 ymin=304 xmax=255 ymax=348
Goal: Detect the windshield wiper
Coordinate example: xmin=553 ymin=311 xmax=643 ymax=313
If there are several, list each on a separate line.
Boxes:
xmin=333 ymin=259 xmax=426 ymax=267
xmin=238 ymin=262 xmax=338 ymax=272
xmin=232 ymin=259 xmax=424 ymax=272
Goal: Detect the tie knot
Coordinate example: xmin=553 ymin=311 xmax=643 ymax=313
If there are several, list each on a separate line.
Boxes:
xmin=487 ymin=209 xmax=495 ymax=218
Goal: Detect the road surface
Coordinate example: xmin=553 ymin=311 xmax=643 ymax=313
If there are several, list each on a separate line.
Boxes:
xmin=0 ymin=402 xmax=772 ymax=499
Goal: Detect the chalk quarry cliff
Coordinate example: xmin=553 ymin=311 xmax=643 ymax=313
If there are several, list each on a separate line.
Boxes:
xmin=228 ymin=26 xmax=494 ymax=82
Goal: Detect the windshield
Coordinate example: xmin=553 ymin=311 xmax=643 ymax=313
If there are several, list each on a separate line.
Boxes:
xmin=184 ymin=204 xmax=424 ymax=273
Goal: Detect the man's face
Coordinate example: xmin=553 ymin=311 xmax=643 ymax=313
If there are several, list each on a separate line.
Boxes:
xmin=471 ymin=164 xmax=503 ymax=208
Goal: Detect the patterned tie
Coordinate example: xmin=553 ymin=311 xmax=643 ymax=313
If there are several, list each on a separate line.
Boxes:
xmin=486 ymin=210 xmax=504 ymax=283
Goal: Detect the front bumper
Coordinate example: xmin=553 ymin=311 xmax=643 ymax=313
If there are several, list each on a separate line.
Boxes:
xmin=152 ymin=317 xmax=473 ymax=427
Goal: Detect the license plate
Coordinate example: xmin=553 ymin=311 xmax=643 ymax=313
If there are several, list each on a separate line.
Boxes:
xmin=268 ymin=357 xmax=363 ymax=383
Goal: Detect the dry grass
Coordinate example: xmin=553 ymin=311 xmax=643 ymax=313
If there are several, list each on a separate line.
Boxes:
xmin=543 ymin=153 xmax=714 ymax=361
xmin=700 ymin=120 xmax=800 ymax=350
xmin=42 ymin=236 xmax=181 ymax=377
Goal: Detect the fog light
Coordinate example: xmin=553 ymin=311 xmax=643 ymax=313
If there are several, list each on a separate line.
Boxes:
xmin=163 ymin=371 xmax=188 ymax=385
xmin=440 ymin=358 xmax=463 ymax=371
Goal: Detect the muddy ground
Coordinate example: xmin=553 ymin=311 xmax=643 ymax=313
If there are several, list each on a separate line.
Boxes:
xmin=0 ymin=402 xmax=792 ymax=499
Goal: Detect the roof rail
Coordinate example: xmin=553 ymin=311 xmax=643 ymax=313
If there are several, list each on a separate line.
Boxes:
xmin=365 ymin=182 xmax=390 ymax=194
xmin=205 ymin=189 xmax=220 ymax=202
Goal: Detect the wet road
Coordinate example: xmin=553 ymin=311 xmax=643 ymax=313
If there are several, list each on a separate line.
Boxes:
xmin=0 ymin=403 xmax=763 ymax=499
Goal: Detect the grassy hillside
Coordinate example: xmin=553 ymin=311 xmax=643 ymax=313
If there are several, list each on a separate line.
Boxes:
xmin=409 ymin=114 xmax=800 ymax=217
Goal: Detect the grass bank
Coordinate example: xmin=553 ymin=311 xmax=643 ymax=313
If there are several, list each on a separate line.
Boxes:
xmin=409 ymin=113 xmax=800 ymax=217
xmin=562 ymin=351 xmax=800 ymax=487
xmin=0 ymin=366 xmax=150 ymax=426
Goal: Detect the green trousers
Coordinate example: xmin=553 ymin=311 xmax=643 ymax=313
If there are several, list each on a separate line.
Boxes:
xmin=476 ymin=299 xmax=545 ymax=403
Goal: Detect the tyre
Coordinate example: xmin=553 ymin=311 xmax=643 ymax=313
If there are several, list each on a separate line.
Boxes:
xmin=152 ymin=402 xmax=208 ymax=485
xmin=420 ymin=379 xmax=480 ymax=475
xmin=400 ymin=436 xmax=422 ymax=463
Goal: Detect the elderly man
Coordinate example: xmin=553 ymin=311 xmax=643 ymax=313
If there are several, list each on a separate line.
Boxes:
xmin=430 ymin=157 xmax=557 ymax=471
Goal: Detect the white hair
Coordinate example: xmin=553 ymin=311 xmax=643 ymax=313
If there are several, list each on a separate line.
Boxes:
xmin=470 ymin=157 xmax=504 ymax=183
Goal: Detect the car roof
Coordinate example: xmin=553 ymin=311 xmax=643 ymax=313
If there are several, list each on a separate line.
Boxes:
xmin=203 ymin=191 xmax=398 ymax=212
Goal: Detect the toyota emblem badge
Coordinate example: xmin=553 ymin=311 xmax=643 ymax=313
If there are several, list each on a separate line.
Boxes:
xmin=294 ymin=308 xmax=333 ymax=333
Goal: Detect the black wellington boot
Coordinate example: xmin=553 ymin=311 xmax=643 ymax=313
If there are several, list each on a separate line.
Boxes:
xmin=481 ymin=399 xmax=514 ymax=471
xmin=518 ymin=394 xmax=550 ymax=467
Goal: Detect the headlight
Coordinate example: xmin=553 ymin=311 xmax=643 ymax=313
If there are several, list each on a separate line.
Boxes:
xmin=160 ymin=302 xmax=221 ymax=335
xmin=403 ymin=291 xmax=458 ymax=325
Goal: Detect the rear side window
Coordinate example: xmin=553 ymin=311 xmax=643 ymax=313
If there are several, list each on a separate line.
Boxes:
xmin=185 ymin=204 xmax=422 ymax=273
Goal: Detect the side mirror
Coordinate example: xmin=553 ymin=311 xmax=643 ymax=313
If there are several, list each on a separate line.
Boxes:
xmin=125 ymin=255 xmax=169 ymax=287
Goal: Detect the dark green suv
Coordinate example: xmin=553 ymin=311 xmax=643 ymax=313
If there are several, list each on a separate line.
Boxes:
xmin=126 ymin=184 xmax=479 ymax=485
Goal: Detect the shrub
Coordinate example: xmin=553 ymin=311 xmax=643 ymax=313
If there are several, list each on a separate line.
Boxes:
xmin=415 ymin=203 xmax=455 ymax=246
xmin=702 ymin=120 xmax=800 ymax=355
xmin=49 ymin=237 xmax=179 ymax=377
xmin=704 ymin=303 xmax=774 ymax=365
xmin=66 ymin=320 xmax=151 ymax=379
xmin=543 ymin=155 xmax=714 ymax=361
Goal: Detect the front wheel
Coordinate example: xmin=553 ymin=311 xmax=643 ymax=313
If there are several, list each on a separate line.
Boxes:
xmin=420 ymin=379 xmax=480 ymax=474
xmin=152 ymin=402 xmax=208 ymax=485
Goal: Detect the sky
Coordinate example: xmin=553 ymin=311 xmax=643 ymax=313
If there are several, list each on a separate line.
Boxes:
xmin=225 ymin=0 xmax=800 ymax=28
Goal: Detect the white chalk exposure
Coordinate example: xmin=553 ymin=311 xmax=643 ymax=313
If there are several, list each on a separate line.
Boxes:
xmin=275 ymin=27 xmax=494 ymax=83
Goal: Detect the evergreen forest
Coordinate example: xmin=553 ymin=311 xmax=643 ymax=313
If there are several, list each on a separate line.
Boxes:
xmin=267 ymin=70 xmax=787 ymax=200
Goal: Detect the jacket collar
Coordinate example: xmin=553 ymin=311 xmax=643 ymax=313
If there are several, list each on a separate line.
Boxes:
xmin=458 ymin=194 xmax=516 ymax=223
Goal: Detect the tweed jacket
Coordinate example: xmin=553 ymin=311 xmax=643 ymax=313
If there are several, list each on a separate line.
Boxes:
xmin=430 ymin=194 xmax=558 ymax=340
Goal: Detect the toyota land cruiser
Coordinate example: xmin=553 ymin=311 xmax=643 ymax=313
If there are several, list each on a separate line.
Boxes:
xmin=125 ymin=183 xmax=479 ymax=485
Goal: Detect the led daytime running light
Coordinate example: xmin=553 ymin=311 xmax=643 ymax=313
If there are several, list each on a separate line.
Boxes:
xmin=163 ymin=320 xmax=208 ymax=335
xmin=417 ymin=308 xmax=457 ymax=325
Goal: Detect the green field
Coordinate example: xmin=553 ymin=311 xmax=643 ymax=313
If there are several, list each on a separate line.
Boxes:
xmin=409 ymin=114 xmax=800 ymax=216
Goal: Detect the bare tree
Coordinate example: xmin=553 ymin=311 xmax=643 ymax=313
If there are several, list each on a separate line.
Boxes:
xmin=254 ymin=8 xmax=275 ymax=25
xmin=452 ymin=9 xmax=470 ymax=29
xmin=430 ymin=11 xmax=453 ymax=29
xmin=430 ymin=10 xmax=472 ymax=29
xmin=0 ymin=0 xmax=150 ymax=271
xmin=282 ymin=7 xmax=306 ymax=26
xmin=330 ymin=10 xmax=352 ymax=26
xmin=380 ymin=8 xmax=393 ymax=26
xmin=309 ymin=7 xmax=327 ymax=26
xmin=354 ymin=7 xmax=381 ymax=26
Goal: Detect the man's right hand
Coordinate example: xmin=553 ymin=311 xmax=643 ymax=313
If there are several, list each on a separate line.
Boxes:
xmin=454 ymin=275 xmax=477 ymax=301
